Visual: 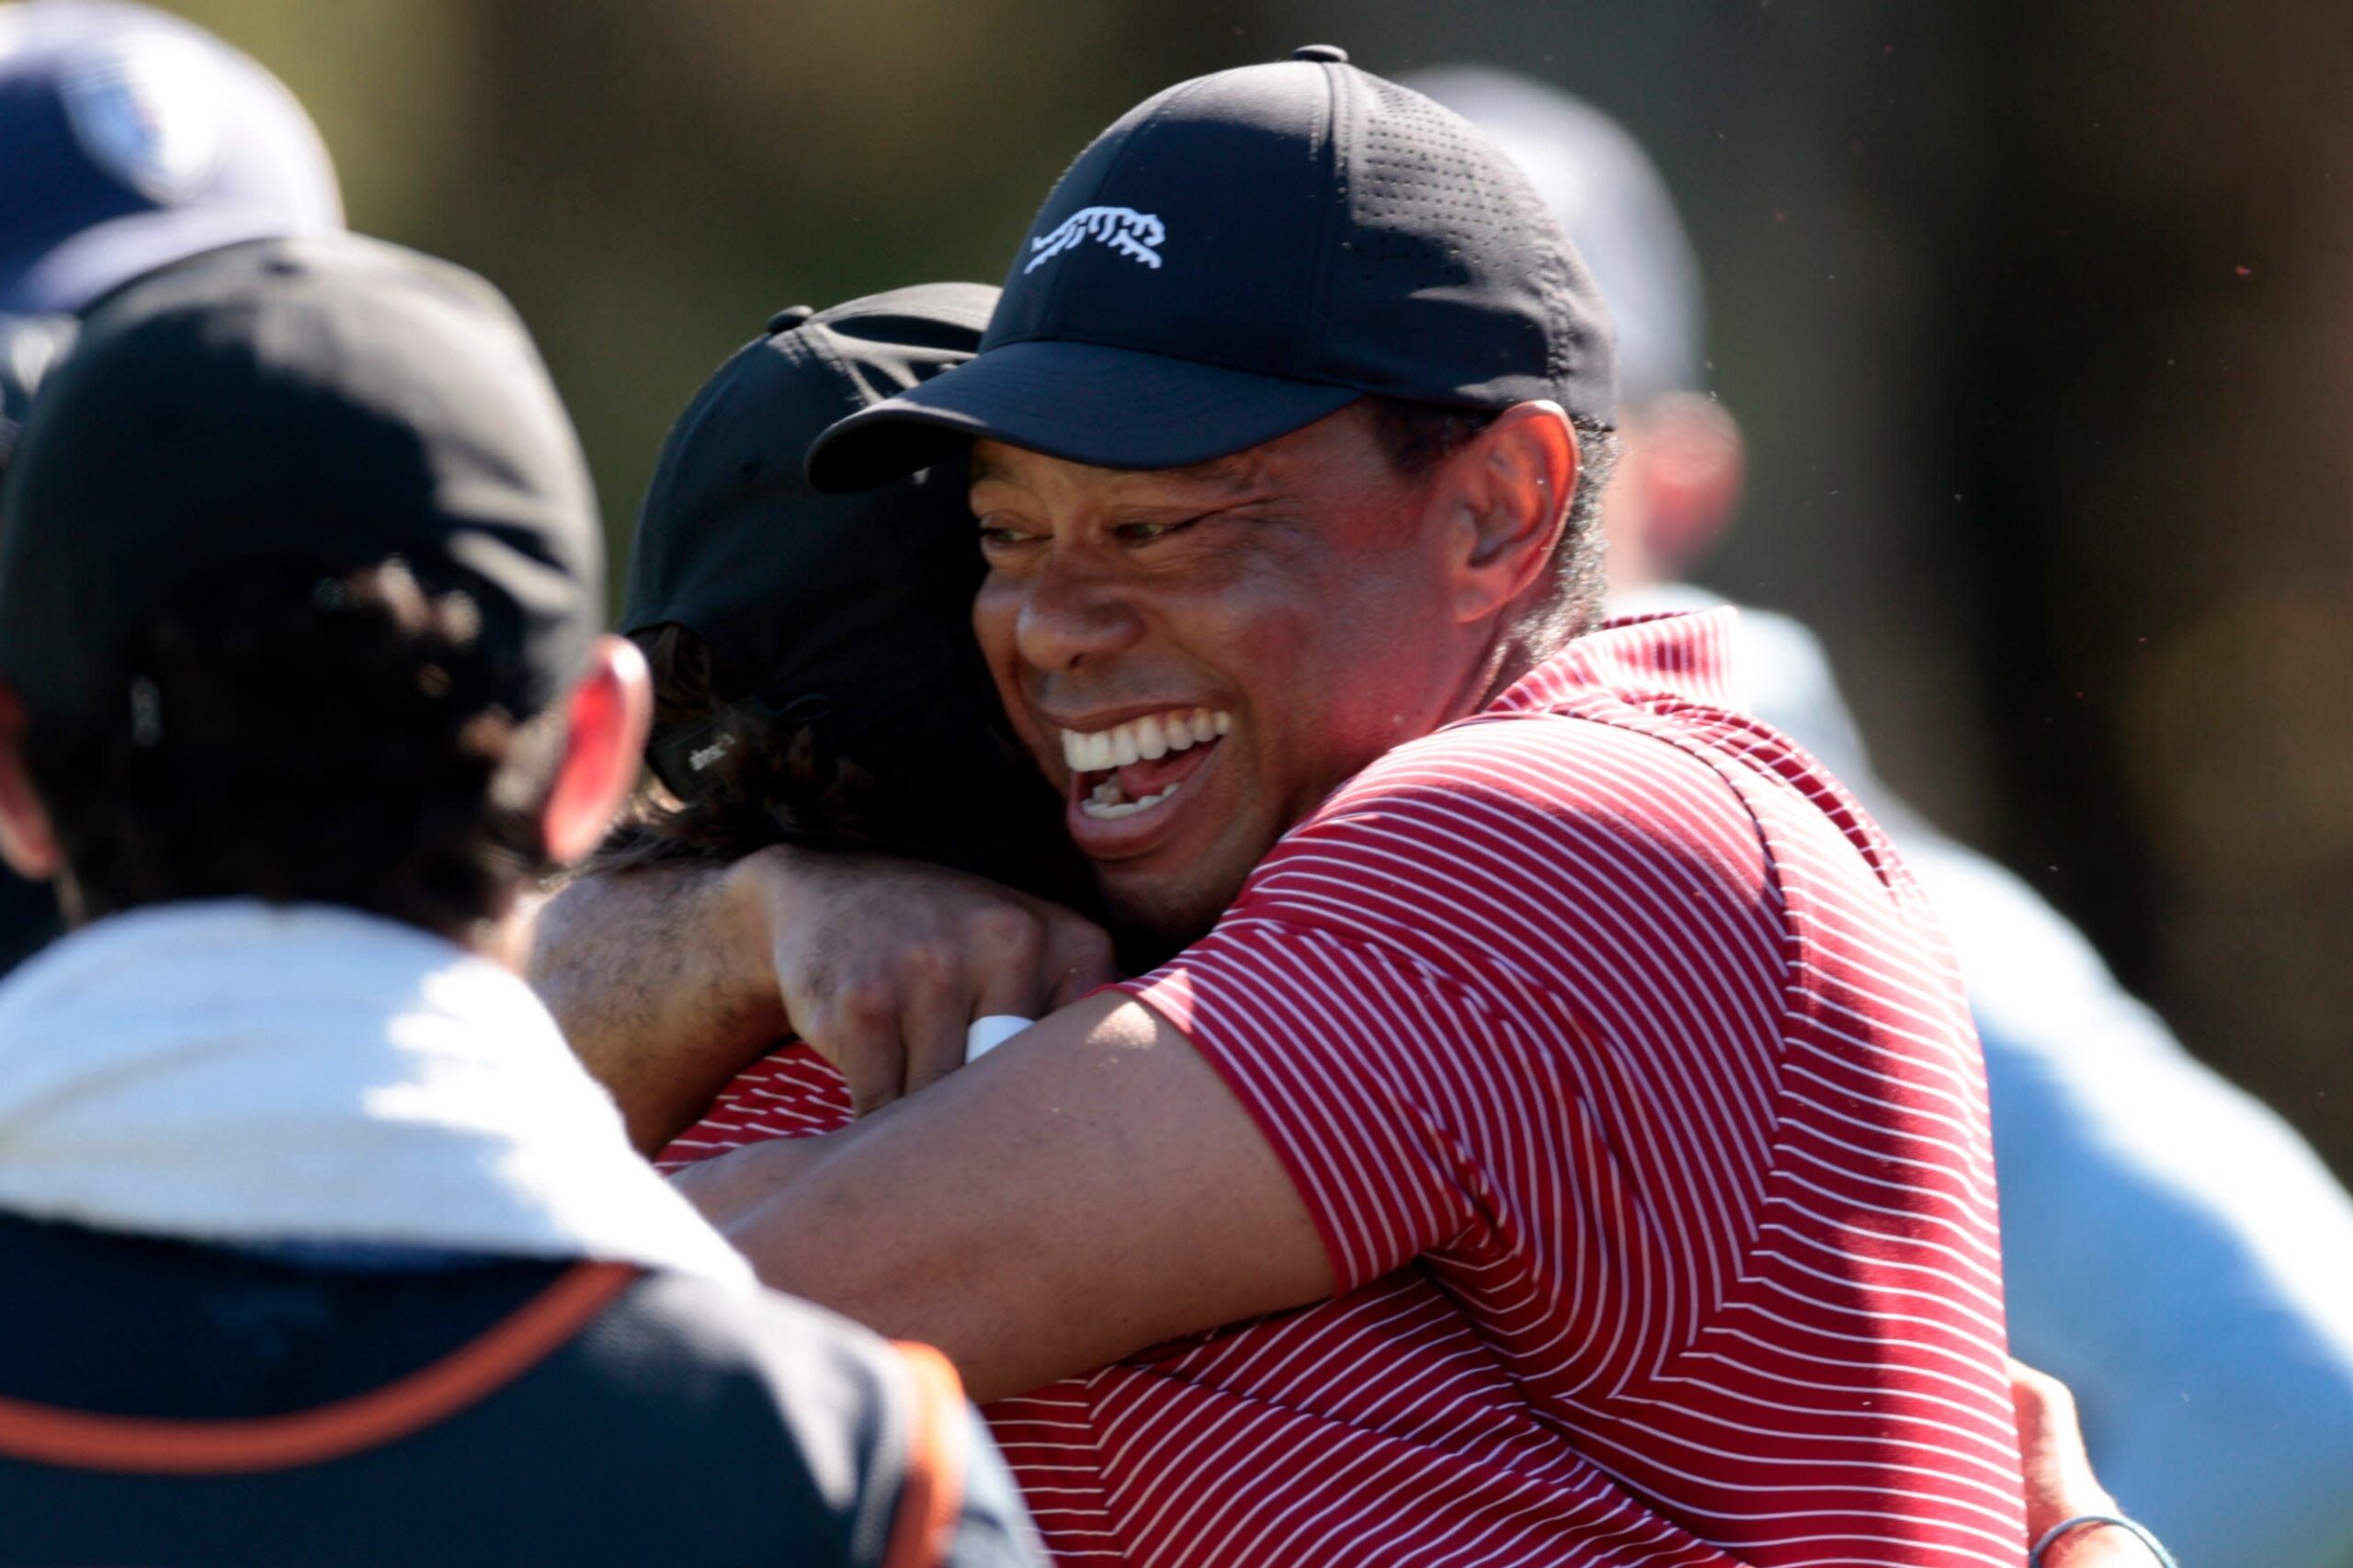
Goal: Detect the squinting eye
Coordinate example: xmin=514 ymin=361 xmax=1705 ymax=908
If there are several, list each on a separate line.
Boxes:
xmin=1113 ymin=517 xmax=1199 ymax=543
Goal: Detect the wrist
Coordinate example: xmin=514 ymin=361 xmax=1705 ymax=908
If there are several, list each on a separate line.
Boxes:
xmin=2030 ymin=1514 xmax=2177 ymax=1568
xmin=714 ymin=845 xmax=801 ymax=1034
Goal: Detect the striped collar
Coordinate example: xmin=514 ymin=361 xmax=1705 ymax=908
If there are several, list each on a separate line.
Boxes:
xmin=1489 ymin=606 xmax=1744 ymax=717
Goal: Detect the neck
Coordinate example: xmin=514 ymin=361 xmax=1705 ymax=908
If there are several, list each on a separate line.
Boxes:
xmin=479 ymin=894 xmax=540 ymax=975
xmin=1475 ymin=609 xmax=1580 ymax=711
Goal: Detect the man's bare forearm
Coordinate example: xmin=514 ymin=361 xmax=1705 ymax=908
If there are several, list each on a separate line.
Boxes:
xmin=529 ymin=859 xmax=783 ymax=1153
xmin=670 ymin=1127 xmax=843 ymax=1222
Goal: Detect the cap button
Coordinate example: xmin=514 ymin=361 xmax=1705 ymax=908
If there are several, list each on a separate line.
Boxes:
xmin=1290 ymin=43 xmax=1348 ymax=63
xmin=767 ymin=304 xmax=815 ymax=334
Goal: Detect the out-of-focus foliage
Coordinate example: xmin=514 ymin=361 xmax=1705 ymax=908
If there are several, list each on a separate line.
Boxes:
xmin=157 ymin=0 xmax=2353 ymax=1176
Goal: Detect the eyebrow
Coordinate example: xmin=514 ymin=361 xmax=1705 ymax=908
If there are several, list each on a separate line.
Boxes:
xmin=1151 ymin=452 xmax=1254 ymax=485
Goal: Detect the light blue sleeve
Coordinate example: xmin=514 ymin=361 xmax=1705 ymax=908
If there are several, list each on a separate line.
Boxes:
xmin=1708 ymin=598 xmax=2353 ymax=1563
xmin=943 ymin=1406 xmax=1051 ymax=1567
xmin=1910 ymin=838 xmax=2353 ymax=1568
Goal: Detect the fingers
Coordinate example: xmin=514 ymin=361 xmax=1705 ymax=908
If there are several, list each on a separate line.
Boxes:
xmin=1041 ymin=911 xmax=1120 ymax=1010
xmin=754 ymin=850 xmax=1122 ymax=1109
xmin=814 ymin=924 xmax=1029 ymax=1112
xmin=970 ymin=900 xmax=1117 ymax=1026
xmin=818 ymin=981 xmax=908 ymax=1119
xmin=2009 ymin=1358 xmax=2118 ymax=1543
xmin=969 ymin=903 xmax=1050 ymax=1023
xmin=898 ymin=941 xmax=975 ymax=1099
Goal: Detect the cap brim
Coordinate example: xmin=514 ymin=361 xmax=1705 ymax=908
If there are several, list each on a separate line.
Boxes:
xmin=2 ymin=206 xmax=336 ymax=316
xmin=803 ymin=339 xmax=1361 ymax=494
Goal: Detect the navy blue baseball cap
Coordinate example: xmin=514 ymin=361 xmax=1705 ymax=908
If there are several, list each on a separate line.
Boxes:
xmin=1405 ymin=67 xmax=1705 ymax=408
xmin=626 ymin=283 xmax=1006 ymax=801
xmin=622 ymin=283 xmax=1095 ymax=905
xmin=806 ymin=45 xmax=1616 ymax=493
xmin=0 ymin=0 xmax=341 ymax=316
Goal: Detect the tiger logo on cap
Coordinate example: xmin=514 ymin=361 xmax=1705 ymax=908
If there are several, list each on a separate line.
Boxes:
xmin=1025 ymin=207 xmax=1165 ymax=275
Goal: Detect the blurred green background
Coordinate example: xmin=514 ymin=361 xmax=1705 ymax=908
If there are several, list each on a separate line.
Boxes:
xmin=159 ymin=0 xmax=2353 ymax=1177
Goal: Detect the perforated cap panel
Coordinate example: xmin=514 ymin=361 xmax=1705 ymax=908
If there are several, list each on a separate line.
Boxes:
xmin=804 ymin=51 xmax=1618 ymax=490
xmin=1317 ymin=73 xmax=1608 ymax=415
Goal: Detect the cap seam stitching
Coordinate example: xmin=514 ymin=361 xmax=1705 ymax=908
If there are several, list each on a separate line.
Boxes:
xmin=784 ymin=322 xmax=871 ymax=426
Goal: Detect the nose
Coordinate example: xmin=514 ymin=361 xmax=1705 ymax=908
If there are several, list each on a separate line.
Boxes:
xmin=1009 ymin=548 xmax=1145 ymax=673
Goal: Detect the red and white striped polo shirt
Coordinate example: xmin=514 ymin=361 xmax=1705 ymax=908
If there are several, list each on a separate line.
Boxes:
xmin=658 ymin=1045 xmax=849 ymax=1167
xmin=668 ymin=609 xmax=2025 ymax=1568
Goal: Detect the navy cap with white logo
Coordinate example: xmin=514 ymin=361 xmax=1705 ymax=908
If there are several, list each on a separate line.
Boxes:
xmin=806 ymin=45 xmax=1617 ymax=493
xmin=0 ymin=0 xmax=342 ymax=316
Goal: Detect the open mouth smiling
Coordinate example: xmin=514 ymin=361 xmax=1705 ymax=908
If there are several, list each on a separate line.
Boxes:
xmin=1057 ymin=707 xmax=1233 ymax=824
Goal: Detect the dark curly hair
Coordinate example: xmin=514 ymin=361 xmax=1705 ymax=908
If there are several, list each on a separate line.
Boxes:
xmin=21 ymin=557 xmax=566 ymax=939
xmin=583 ymin=622 xmax=1095 ymax=913
xmin=584 ymin=623 xmax=881 ymax=871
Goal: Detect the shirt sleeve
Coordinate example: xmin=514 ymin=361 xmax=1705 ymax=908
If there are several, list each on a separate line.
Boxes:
xmin=941 ymin=1408 xmax=1052 ymax=1568
xmin=1116 ymin=713 xmax=1789 ymax=1298
xmin=1121 ymin=920 xmax=1518 ymax=1291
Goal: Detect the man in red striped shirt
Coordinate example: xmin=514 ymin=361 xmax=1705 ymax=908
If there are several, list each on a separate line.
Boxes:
xmin=540 ymin=47 xmax=2030 ymax=1567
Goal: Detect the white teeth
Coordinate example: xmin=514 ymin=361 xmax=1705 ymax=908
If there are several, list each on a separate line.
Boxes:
xmin=1079 ymin=780 xmax=1182 ymax=821
xmin=1057 ymin=708 xmax=1235 ymax=778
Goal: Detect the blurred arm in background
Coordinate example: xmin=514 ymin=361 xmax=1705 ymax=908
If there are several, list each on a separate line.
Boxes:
xmin=1411 ymin=64 xmax=2353 ymax=1568
xmin=1733 ymin=602 xmax=2353 ymax=1568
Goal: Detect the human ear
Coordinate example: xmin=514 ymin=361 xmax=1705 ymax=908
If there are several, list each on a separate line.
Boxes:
xmin=0 ymin=685 xmax=62 ymax=881
xmin=1440 ymin=400 xmax=1580 ymax=626
xmin=538 ymin=636 xmax=654 ymax=866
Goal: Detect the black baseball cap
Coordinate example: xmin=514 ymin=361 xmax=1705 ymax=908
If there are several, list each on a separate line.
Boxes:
xmin=0 ymin=232 xmax=602 ymax=727
xmin=625 ymin=283 xmax=1087 ymax=899
xmin=805 ymin=45 xmax=1616 ymax=493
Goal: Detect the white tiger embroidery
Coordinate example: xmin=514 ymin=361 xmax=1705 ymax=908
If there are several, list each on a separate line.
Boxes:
xmin=1024 ymin=206 xmax=1166 ymax=274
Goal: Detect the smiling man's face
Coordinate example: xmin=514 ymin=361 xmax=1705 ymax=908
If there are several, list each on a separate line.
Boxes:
xmin=970 ymin=403 xmax=1484 ymax=944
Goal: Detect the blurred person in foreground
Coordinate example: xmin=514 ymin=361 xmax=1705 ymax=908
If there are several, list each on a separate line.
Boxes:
xmin=0 ymin=0 xmax=346 ymax=975
xmin=1408 ymin=65 xmax=2353 ymax=1568
xmin=0 ymin=233 xmax=1039 ymax=1568
xmin=539 ymin=50 xmax=2036 ymax=1566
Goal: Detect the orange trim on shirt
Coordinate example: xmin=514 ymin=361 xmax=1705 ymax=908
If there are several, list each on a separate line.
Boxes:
xmin=0 ymin=1260 xmax=637 ymax=1474
xmin=881 ymin=1341 xmax=969 ymax=1568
